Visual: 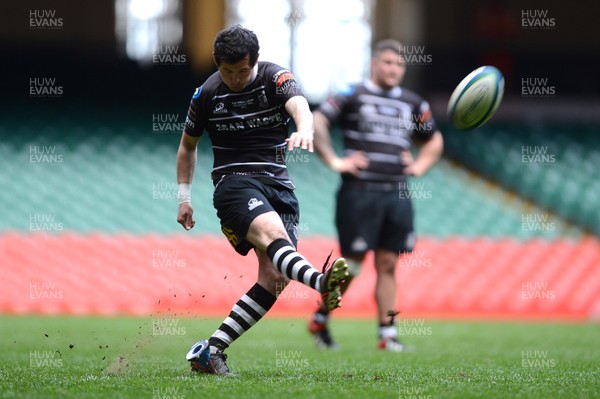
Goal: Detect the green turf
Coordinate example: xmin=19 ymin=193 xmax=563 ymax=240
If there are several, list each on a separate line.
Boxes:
xmin=1 ymin=315 xmax=598 ymax=399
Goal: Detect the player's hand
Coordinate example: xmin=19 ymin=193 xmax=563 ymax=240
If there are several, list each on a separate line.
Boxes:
xmin=402 ymin=150 xmax=426 ymax=177
xmin=331 ymin=151 xmax=369 ymax=175
xmin=286 ymin=130 xmax=314 ymax=152
xmin=177 ymin=202 xmax=196 ymax=230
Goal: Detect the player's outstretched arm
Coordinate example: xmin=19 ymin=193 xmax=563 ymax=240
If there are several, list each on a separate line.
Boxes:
xmin=176 ymin=132 xmax=200 ymax=230
xmin=284 ymin=95 xmax=314 ymax=153
xmin=404 ymin=131 xmax=443 ymax=177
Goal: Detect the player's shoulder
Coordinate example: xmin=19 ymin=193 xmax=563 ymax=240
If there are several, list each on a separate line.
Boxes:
xmin=258 ymin=61 xmax=294 ymax=85
xmin=330 ymin=83 xmax=360 ymax=99
xmin=258 ymin=61 xmax=288 ymax=73
xmin=201 ymin=71 xmax=223 ymax=93
xmin=399 ymin=87 xmax=435 ymax=121
xmin=190 ymin=71 xmax=221 ymax=102
xmin=317 ymin=83 xmax=359 ymax=115
xmin=398 ymin=86 xmax=427 ymax=105
xmin=343 ymin=83 xmax=361 ymax=96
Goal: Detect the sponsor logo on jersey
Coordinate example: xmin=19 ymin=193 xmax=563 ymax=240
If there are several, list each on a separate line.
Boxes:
xmin=192 ymin=86 xmax=202 ymax=99
xmin=274 ymin=71 xmax=301 ymax=96
xmin=275 ymin=72 xmax=295 ymax=88
xmin=184 ymin=116 xmax=195 ymax=129
xmin=248 ymin=198 xmax=264 ymax=211
xmin=378 ymin=105 xmax=399 ymax=116
xmin=359 ymin=104 xmax=377 ymax=115
xmin=258 ymin=90 xmax=269 ymax=108
xmin=231 ymin=98 xmax=255 ymax=109
xmin=272 ymin=70 xmax=293 ymax=84
xmin=418 ymin=108 xmax=432 ymax=123
xmin=213 ymin=102 xmax=228 ymax=114
xmin=214 ymin=113 xmax=284 ymax=132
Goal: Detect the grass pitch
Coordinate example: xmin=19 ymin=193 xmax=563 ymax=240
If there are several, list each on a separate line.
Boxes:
xmin=0 ymin=315 xmax=598 ymax=399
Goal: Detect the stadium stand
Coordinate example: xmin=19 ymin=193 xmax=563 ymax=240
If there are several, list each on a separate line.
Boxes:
xmin=1 ymin=117 xmax=598 ymax=319
xmin=0 ymin=120 xmax=585 ymax=238
xmin=1 ymin=233 xmax=599 ymax=319
xmin=443 ymin=124 xmax=600 ymax=235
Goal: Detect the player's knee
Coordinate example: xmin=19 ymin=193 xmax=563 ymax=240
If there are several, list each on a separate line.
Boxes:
xmin=247 ymin=212 xmax=292 ymax=251
xmin=375 ymin=254 xmax=398 ymax=275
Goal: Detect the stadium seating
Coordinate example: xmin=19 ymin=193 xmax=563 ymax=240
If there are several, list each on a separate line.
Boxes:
xmin=0 ymin=121 xmax=585 ymax=239
xmin=1 ymin=115 xmax=598 ymax=320
xmin=443 ymin=124 xmax=600 ymax=235
xmin=1 ymin=233 xmax=598 ymax=319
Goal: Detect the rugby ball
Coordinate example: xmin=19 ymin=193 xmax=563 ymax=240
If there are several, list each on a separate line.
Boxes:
xmin=447 ymin=66 xmax=504 ymax=130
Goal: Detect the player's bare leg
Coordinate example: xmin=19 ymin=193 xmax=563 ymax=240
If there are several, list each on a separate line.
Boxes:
xmin=247 ymin=212 xmax=348 ymax=309
xmin=374 ymin=249 xmax=398 ymax=324
xmin=187 ymin=249 xmax=289 ymax=376
xmin=187 ymin=249 xmax=284 ymax=376
xmin=375 ymin=248 xmax=408 ymax=351
xmin=245 ymin=211 xmax=293 ymax=251
xmin=255 ymin=249 xmax=289 ymax=296
xmin=188 ymin=212 xmax=348 ymax=373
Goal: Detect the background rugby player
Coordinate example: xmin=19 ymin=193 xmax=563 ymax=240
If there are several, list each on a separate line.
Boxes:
xmin=309 ymin=39 xmax=444 ymax=351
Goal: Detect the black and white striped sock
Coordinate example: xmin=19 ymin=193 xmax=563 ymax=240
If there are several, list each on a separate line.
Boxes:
xmin=208 ymin=283 xmax=276 ymax=351
xmin=266 ymin=238 xmax=323 ymax=292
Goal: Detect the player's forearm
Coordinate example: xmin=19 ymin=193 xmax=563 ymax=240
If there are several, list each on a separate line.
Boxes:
xmin=177 ymin=146 xmax=197 ymax=184
xmin=177 ymin=132 xmax=200 ymax=184
xmin=176 ymin=145 xmax=196 ymax=205
xmin=313 ymin=112 xmax=339 ymax=168
xmin=286 ymin=96 xmax=314 ymax=134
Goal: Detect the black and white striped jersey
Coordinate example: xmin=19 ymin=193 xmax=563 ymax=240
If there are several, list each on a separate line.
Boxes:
xmin=184 ymin=62 xmax=302 ymax=189
xmin=317 ymin=80 xmax=438 ymax=185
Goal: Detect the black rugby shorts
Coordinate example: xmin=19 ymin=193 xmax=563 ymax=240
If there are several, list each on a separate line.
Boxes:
xmin=335 ymin=185 xmax=415 ymax=256
xmin=213 ymin=176 xmax=300 ymax=255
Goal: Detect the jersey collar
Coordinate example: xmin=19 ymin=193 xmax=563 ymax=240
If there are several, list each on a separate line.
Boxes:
xmin=249 ymin=63 xmax=259 ymax=85
xmin=365 ymin=79 xmax=402 ymax=98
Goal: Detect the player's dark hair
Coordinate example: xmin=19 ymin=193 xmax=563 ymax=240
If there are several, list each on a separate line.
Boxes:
xmin=373 ymin=39 xmax=403 ymax=58
xmin=213 ymin=25 xmax=260 ymax=66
